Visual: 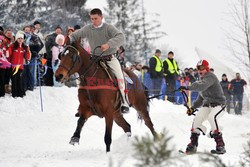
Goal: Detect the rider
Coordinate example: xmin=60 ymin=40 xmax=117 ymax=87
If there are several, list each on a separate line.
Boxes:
xmin=69 ymin=8 xmax=129 ymax=113
xmin=178 ymin=59 xmax=226 ymax=154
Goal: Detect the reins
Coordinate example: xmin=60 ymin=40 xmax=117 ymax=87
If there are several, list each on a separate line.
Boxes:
xmin=147 ymin=90 xmax=197 ymax=115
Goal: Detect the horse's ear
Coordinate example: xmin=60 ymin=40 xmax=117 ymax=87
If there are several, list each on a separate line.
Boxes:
xmin=58 ymin=52 xmax=62 ymax=60
xmin=64 ymin=36 xmax=71 ymax=45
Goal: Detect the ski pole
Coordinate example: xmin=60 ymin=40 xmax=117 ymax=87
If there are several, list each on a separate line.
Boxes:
xmin=38 ymin=61 xmax=44 ymax=112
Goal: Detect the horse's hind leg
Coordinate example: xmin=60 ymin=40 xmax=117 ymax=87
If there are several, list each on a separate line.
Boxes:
xmin=70 ymin=116 xmax=86 ymax=145
xmin=113 ymin=111 xmax=131 ymax=136
xmin=104 ymin=113 xmax=114 ymax=152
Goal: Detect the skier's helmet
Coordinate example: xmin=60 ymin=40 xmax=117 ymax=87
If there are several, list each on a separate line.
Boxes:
xmin=196 ymin=59 xmax=210 ymax=71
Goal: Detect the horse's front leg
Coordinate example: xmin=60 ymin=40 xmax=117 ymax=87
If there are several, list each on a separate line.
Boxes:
xmin=113 ymin=111 xmax=131 ymax=137
xmin=104 ymin=113 xmax=114 ymax=152
xmin=70 ymin=116 xmax=86 ymax=145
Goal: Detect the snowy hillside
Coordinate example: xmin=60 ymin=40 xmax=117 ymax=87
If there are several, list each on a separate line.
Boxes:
xmin=0 ymin=86 xmax=250 ymax=167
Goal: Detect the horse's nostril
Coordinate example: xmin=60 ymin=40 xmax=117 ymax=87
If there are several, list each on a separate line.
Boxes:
xmin=55 ymin=74 xmax=63 ymax=82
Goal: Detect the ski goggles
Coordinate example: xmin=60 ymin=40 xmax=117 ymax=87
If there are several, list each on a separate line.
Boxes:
xmin=196 ymin=65 xmax=205 ymax=71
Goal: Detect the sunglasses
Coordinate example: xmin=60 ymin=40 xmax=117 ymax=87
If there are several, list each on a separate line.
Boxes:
xmin=197 ymin=65 xmax=205 ymax=71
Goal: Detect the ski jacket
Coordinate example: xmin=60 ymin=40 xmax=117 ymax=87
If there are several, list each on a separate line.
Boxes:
xmin=8 ymin=43 xmax=31 ymax=70
xmin=220 ymin=80 xmax=232 ymax=97
xmin=29 ymin=34 xmax=44 ymax=58
xmin=230 ymin=79 xmax=247 ymax=94
xmin=45 ymin=33 xmax=57 ymax=59
xmin=51 ymin=45 xmax=64 ymax=64
xmin=187 ymin=72 xmax=226 ymax=108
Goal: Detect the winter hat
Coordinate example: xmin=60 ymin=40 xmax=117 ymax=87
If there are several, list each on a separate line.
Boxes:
xmin=74 ymin=25 xmax=81 ymax=30
xmin=67 ymin=27 xmax=74 ymax=32
xmin=15 ymin=31 xmax=25 ymax=41
xmin=168 ymin=51 xmax=174 ymax=55
xmin=196 ymin=59 xmax=210 ymax=71
xmin=33 ymin=21 xmax=41 ymax=25
xmin=222 ymin=73 xmax=227 ymax=77
xmin=55 ymin=34 xmax=65 ymax=45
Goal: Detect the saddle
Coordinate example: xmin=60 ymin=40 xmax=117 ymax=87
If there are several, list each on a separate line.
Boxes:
xmin=97 ymin=58 xmax=132 ymax=105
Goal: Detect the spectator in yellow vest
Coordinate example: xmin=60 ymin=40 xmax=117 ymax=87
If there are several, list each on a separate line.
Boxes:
xmin=149 ymin=49 xmax=163 ymax=97
xmin=163 ymin=51 xmax=180 ymax=103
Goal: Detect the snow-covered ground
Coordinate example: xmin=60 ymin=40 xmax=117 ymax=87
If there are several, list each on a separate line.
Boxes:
xmin=0 ymin=86 xmax=250 ymax=167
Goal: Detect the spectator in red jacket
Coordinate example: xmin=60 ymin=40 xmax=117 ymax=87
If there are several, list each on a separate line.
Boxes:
xmin=3 ymin=28 xmax=14 ymax=94
xmin=8 ymin=31 xmax=31 ymax=98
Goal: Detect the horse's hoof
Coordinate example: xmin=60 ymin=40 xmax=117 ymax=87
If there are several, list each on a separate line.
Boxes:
xmin=69 ymin=137 xmax=80 ymax=145
xmin=153 ymin=132 xmax=162 ymax=141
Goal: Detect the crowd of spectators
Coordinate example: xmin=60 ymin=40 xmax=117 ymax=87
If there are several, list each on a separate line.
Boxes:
xmin=0 ymin=24 xmax=248 ymax=115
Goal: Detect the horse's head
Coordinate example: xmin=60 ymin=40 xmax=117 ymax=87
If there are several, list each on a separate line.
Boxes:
xmin=55 ymin=45 xmax=81 ymax=83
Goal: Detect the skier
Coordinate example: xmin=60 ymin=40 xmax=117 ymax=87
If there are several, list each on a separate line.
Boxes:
xmin=178 ymin=59 xmax=226 ymax=154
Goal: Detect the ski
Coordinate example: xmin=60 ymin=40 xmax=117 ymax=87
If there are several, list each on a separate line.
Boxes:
xmin=178 ymin=150 xmax=196 ymax=155
xmin=179 ymin=149 xmax=210 ymax=155
xmin=178 ymin=150 xmax=185 ymax=154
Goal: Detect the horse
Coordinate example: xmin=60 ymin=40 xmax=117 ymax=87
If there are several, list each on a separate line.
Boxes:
xmin=55 ymin=39 xmax=157 ymax=152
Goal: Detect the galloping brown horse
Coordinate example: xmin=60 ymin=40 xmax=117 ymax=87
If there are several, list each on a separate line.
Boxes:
xmin=55 ymin=39 xmax=156 ymax=152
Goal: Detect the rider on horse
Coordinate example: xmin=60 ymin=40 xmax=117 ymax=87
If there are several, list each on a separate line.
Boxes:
xmin=68 ymin=8 xmax=129 ymax=113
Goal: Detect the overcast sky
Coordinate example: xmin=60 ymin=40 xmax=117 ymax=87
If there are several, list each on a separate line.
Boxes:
xmin=85 ymin=0 xmax=231 ymax=63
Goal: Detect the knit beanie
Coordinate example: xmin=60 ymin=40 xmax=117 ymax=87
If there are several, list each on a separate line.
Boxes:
xmin=55 ymin=34 xmax=65 ymax=45
xmin=15 ymin=31 xmax=25 ymax=41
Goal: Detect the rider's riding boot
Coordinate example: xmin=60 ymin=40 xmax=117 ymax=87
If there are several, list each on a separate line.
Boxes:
xmin=185 ymin=132 xmax=200 ymax=154
xmin=120 ymin=88 xmax=130 ymax=113
xmin=213 ymin=132 xmax=226 ymax=154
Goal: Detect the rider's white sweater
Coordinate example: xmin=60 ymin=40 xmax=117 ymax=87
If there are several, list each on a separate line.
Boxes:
xmin=69 ymin=22 xmax=125 ymax=56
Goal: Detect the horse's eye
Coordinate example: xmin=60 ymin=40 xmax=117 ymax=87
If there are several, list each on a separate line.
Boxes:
xmin=72 ymin=54 xmax=77 ymax=62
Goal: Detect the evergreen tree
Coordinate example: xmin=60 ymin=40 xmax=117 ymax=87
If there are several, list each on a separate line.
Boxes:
xmin=0 ymin=0 xmax=89 ymax=34
xmin=105 ymin=0 xmax=166 ymax=63
xmin=132 ymin=129 xmax=177 ymax=167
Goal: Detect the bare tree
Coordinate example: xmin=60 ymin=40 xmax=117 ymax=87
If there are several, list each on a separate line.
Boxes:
xmin=225 ymin=0 xmax=250 ymax=79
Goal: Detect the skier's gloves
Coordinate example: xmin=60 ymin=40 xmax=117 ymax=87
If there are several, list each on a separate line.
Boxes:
xmin=187 ymin=107 xmax=196 ymax=116
xmin=178 ymin=86 xmax=188 ymax=92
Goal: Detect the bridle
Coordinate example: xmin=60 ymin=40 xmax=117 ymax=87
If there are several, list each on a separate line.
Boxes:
xmin=58 ymin=45 xmax=80 ymax=76
xmin=58 ymin=45 xmax=106 ymax=81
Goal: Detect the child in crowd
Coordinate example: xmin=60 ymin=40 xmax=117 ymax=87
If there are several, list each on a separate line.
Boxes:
xmin=51 ymin=34 xmax=65 ymax=87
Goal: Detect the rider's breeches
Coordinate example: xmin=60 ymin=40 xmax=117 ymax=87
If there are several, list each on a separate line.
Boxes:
xmin=192 ymin=105 xmax=226 ymax=135
xmin=106 ymin=56 xmax=128 ymax=105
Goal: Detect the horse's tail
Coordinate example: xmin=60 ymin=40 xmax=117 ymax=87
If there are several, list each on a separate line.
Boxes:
xmin=143 ymin=83 xmax=150 ymax=108
xmin=123 ymin=69 xmax=150 ymax=120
